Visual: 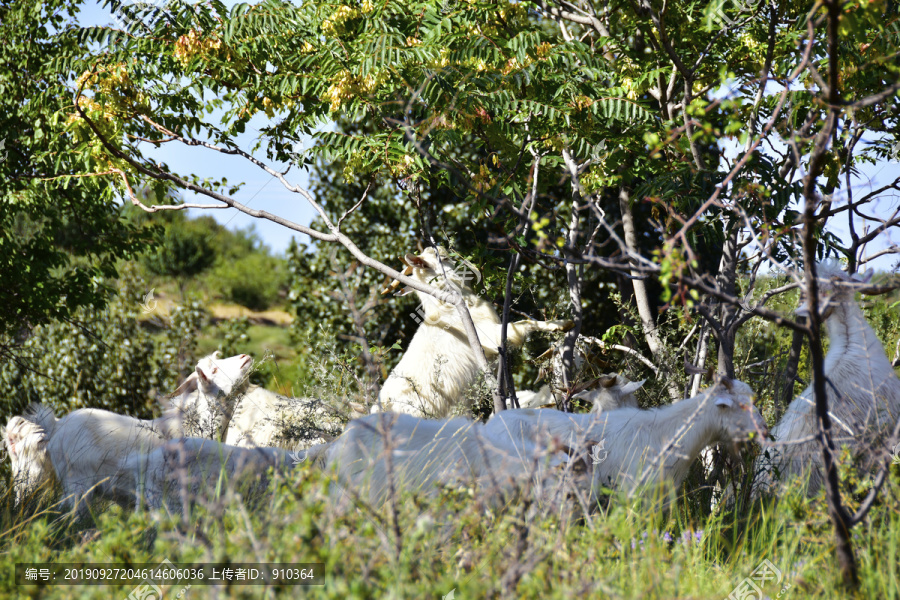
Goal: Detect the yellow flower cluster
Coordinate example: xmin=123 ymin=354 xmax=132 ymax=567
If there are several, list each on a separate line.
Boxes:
xmin=174 ymin=29 xmax=223 ymax=67
xmin=65 ymin=96 xmax=122 ymax=165
xmin=497 ymin=3 xmax=528 ymax=27
xmin=426 ymin=48 xmax=451 ymax=69
xmin=361 ymin=0 xmax=375 ymax=12
xmin=472 ymin=163 xmax=497 ymax=193
xmin=388 ymin=154 xmax=416 ymax=177
xmin=542 ymin=136 xmax=565 ymax=151
xmin=322 ymin=5 xmax=360 ymax=37
xmin=66 ymin=96 xmax=108 ymax=128
xmin=572 ymin=94 xmax=594 ymax=111
xmin=420 ymin=112 xmax=454 ymax=132
xmin=501 ymin=55 xmax=532 ymax=75
xmin=535 ymin=42 xmax=553 ymax=58
xmin=76 ymin=63 xmax=127 ymax=91
xmin=74 ymin=63 xmax=147 ymax=113
xmin=322 ymin=69 xmax=386 ymax=111
xmin=621 ymin=77 xmax=639 ymax=100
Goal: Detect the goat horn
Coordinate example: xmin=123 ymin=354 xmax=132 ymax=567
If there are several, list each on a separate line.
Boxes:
xmin=534 ymin=347 xmax=556 ymax=361
xmin=858 ymin=284 xmax=896 ymax=296
xmin=684 ymin=359 xmax=707 ymax=376
xmin=381 ymin=265 xmax=414 ymax=295
xmin=573 ymin=377 xmax=601 ymax=394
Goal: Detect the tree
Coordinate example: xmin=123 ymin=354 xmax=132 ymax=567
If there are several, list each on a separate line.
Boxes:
xmin=142 ymin=217 xmax=216 ymax=279
xmin=43 ymin=0 xmax=900 ymax=584
xmin=0 ymin=0 xmax=148 ymax=354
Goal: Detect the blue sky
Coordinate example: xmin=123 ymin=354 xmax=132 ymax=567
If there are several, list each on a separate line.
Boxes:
xmin=78 ymin=1 xmax=900 ymax=271
xmin=79 ymin=0 xmax=316 ymax=255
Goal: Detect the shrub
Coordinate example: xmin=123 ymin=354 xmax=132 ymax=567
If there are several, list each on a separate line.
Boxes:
xmin=0 ymin=266 xmax=207 ymax=424
xmin=209 ymin=253 xmax=287 ymax=311
xmin=142 ymin=218 xmax=217 ymax=279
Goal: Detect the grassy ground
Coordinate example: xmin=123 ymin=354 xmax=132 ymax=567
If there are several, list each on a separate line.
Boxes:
xmin=194 ymin=324 xmax=295 ymax=364
xmin=2 ymin=463 xmax=899 ymax=599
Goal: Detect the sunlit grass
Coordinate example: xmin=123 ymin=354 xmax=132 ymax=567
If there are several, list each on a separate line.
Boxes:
xmin=2 ymin=459 xmax=899 ymax=599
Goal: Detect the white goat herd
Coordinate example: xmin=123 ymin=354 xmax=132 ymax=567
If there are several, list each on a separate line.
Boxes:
xmin=3 ymin=352 xmax=252 ymax=514
xmin=2 ymin=254 xmax=897 ymax=522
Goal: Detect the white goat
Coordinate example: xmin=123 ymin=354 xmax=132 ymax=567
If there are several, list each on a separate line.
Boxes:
xmin=123 ymin=437 xmax=323 ymax=514
xmin=2 ymin=411 xmax=55 ymax=503
xmin=518 ymin=373 xmax=645 ymax=411
xmin=485 ymin=377 xmax=766 ymax=499
xmin=377 ymin=247 xmax=573 ymax=418
xmin=753 ymin=263 xmax=900 ymax=497
xmin=11 ymin=352 xmax=252 ymax=514
xmin=324 ymin=412 xmax=586 ymax=510
xmin=225 ymin=386 xmax=343 ymax=449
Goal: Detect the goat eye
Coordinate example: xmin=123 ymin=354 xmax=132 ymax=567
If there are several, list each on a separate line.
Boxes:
xmin=212 ymin=367 xmax=218 ymax=373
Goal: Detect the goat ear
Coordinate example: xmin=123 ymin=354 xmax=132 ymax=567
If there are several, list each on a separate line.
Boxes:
xmin=684 ymin=359 xmax=706 ymax=376
xmin=599 ymin=375 xmax=616 ymax=389
xmin=621 ymin=379 xmax=646 ymax=395
xmin=195 ymin=363 xmax=212 ymax=384
xmin=534 ymin=346 xmax=556 ymax=361
xmin=714 ymin=396 xmax=734 ymax=408
xmin=855 ymin=268 xmax=874 ymax=284
xmin=404 ymin=254 xmax=430 ymax=269
xmin=172 ymin=372 xmax=200 ymax=397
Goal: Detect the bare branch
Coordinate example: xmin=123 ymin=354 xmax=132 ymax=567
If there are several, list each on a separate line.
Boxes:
xmin=580 ymin=335 xmax=660 ymax=375
xmin=848 ymin=79 xmax=900 ymax=109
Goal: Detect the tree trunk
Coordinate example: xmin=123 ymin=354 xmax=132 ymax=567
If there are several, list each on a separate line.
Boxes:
xmin=619 ymin=186 xmax=681 ymax=401
xmin=560 ymin=154 xmax=584 ymax=412
xmin=778 ymin=325 xmax=805 ymax=414
xmin=689 ymin=321 xmax=711 ymax=397
xmin=715 ymin=220 xmax=740 ymax=378
xmin=801 ymin=0 xmax=859 ymax=576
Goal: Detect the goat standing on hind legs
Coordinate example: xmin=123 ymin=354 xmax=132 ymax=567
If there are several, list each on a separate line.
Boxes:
xmin=751 ymin=262 xmax=900 ymax=499
xmin=375 ymin=247 xmax=573 ymax=419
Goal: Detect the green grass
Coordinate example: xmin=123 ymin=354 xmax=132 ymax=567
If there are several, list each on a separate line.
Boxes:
xmin=196 ymin=324 xmax=295 ymax=363
xmin=3 ymin=461 xmax=899 ymax=599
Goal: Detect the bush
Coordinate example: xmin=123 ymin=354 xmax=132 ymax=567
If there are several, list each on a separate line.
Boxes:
xmin=142 ymin=218 xmax=217 ymax=279
xmin=209 ymin=253 xmax=287 ymax=311
xmin=0 ymin=265 xmax=207 ymax=424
